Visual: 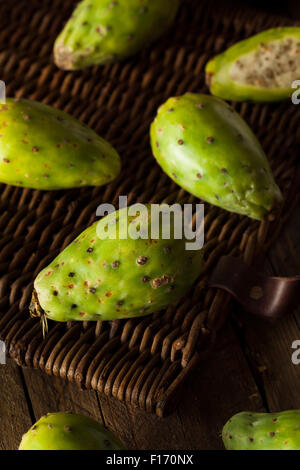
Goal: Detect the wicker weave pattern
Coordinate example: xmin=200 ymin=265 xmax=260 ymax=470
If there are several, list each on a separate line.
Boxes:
xmin=0 ymin=0 xmax=299 ymax=416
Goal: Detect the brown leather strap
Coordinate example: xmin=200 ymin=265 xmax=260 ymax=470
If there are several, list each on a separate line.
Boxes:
xmin=209 ymin=256 xmax=300 ymax=321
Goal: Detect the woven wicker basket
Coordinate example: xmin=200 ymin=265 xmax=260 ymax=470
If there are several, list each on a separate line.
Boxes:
xmin=0 ymin=0 xmax=299 ymax=417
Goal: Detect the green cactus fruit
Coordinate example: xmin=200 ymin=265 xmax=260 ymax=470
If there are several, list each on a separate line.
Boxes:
xmin=31 ymin=205 xmax=203 ymax=322
xmin=150 ymin=93 xmax=282 ymax=220
xmin=19 ymin=412 xmax=125 ymax=450
xmin=223 ymin=410 xmax=300 ymax=450
xmin=54 ymin=0 xmax=180 ymax=70
xmin=0 ymin=98 xmax=120 ymax=190
xmin=206 ymin=27 xmax=300 ymax=102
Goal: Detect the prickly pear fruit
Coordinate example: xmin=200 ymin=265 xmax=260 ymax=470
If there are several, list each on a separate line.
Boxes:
xmin=206 ymin=27 xmax=300 ymax=102
xmin=0 ymin=98 xmax=120 ymax=190
xmin=31 ymin=205 xmax=203 ymax=322
xmin=19 ymin=412 xmax=125 ymax=450
xmin=223 ymin=410 xmax=300 ymax=450
xmin=54 ymin=0 xmax=180 ymax=70
xmin=150 ymin=93 xmax=282 ymax=220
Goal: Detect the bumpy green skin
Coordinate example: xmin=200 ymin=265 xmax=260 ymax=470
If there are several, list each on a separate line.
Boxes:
xmin=54 ymin=0 xmax=180 ymax=70
xmin=33 ymin=205 xmax=203 ymax=321
xmin=206 ymin=27 xmax=300 ymax=102
xmin=223 ymin=410 xmax=300 ymax=450
xmin=19 ymin=412 xmax=125 ymax=450
xmin=150 ymin=93 xmax=282 ymax=220
xmin=0 ymin=99 xmax=120 ymax=190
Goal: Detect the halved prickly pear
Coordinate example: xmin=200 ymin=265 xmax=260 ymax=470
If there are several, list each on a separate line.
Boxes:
xmin=54 ymin=0 xmax=180 ymax=70
xmin=0 ymin=98 xmax=120 ymax=190
xmin=206 ymin=27 xmax=300 ymax=102
xmin=150 ymin=93 xmax=282 ymax=220
xmin=31 ymin=205 xmax=203 ymax=322
xmin=19 ymin=412 xmax=125 ymax=450
xmin=223 ymin=410 xmax=300 ymax=450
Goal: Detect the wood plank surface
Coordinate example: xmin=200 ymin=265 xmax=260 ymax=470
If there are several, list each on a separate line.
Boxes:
xmin=232 ymin=200 xmax=300 ymax=412
xmin=22 ymin=367 xmax=103 ymax=424
xmin=0 ymin=360 xmax=32 ymax=450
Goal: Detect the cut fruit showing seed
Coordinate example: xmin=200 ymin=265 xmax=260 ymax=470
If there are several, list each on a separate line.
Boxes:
xmin=205 ymin=27 xmax=300 ymax=102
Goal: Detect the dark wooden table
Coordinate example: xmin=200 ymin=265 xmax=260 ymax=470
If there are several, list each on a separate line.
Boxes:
xmin=1 ymin=0 xmax=300 ymax=452
xmin=1 ymin=195 xmax=299 ymax=450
